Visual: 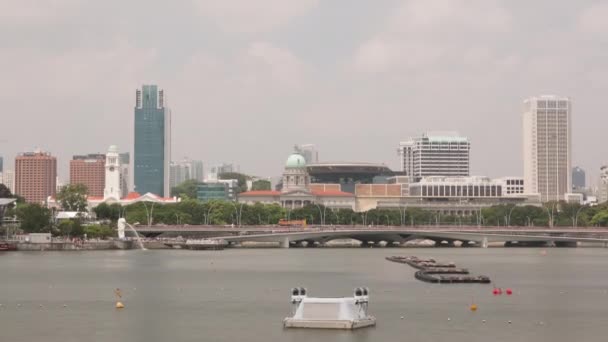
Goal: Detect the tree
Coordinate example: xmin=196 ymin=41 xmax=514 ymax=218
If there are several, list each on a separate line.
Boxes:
xmin=56 ymin=184 xmax=88 ymax=212
xmin=16 ymin=203 xmax=51 ymax=233
xmin=56 ymin=219 xmax=85 ymax=238
xmin=219 ymin=172 xmax=251 ymax=193
xmin=84 ymin=224 xmax=115 ymax=239
xmin=171 ymin=179 xmax=199 ymax=198
xmin=251 ymin=180 xmax=271 ymax=191
xmin=0 ymin=183 xmax=12 ymax=198
xmin=94 ymin=203 xmax=122 ymax=221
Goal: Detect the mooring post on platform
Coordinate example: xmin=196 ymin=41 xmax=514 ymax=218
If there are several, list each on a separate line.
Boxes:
xmin=481 ymin=237 xmax=488 ymax=249
xmin=280 ymin=237 xmax=290 ymax=249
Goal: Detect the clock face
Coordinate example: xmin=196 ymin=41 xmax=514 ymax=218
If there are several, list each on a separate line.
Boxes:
xmin=109 ymin=166 xmax=115 ymax=172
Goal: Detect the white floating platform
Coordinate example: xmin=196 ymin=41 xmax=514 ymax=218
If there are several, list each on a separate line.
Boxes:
xmin=283 ymin=288 xmax=376 ymax=330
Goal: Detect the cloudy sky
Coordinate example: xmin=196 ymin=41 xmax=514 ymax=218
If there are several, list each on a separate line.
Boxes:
xmin=1 ymin=0 xmax=607 ymax=183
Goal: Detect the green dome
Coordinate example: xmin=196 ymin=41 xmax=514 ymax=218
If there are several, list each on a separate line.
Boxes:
xmin=285 ymin=153 xmax=306 ymax=168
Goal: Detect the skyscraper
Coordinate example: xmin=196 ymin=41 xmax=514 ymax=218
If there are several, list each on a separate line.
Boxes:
xmin=15 ymin=151 xmax=57 ymax=203
xmin=1 ymin=170 xmax=14 ymax=194
xmin=295 ymin=144 xmax=319 ymax=164
xmin=398 ymin=132 xmax=470 ymax=180
xmin=523 ymin=95 xmax=571 ymax=202
xmin=572 ymin=166 xmax=586 ymax=190
xmin=134 ymin=85 xmax=171 ymax=197
xmin=170 ymin=158 xmax=204 ymax=189
xmin=70 ymin=154 xmax=106 ymax=197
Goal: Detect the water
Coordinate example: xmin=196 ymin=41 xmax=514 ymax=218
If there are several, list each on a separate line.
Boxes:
xmin=1 ymin=248 xmax=608 ymax=342
xmin=125 ymin=221 xmax=147 ymax=250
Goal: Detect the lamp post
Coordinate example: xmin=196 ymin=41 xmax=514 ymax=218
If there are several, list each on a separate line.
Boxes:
xmin=507 ymin=205 xmax=517 ymax=226
xmin=141 ymin=201 xmax=155 ymax=227
xmin=313 ymin=204 xmax=326 ymax=226
xmin=573 ymin=206 xmax=585 ymax=228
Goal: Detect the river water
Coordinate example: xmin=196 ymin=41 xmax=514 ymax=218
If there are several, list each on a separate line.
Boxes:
xmin=1 ymin=248 xmax=607 ymax=342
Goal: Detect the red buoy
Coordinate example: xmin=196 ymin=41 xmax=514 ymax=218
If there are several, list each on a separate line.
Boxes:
xmin=506 ymin=288 xmax=513 ymax=295
xmin=493 ymin=288 xmax=500 ymax=295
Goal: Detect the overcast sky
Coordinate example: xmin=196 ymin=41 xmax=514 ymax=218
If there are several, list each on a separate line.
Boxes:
xmin=1 ymin=0 xmax=607 ymax=183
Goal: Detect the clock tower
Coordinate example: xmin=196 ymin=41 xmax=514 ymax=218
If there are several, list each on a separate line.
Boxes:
xmin=104 ymin=145 xmax=122 ymax=200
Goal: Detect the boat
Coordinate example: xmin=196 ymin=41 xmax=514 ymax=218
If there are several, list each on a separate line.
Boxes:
xmin=283 ymin=287 xmax=376 ymax=330
xmin=0 ymin=242 xmax=17 ymax=251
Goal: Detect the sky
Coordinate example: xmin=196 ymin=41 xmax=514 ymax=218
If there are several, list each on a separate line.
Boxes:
xmin=1 ymin=0 xmax=607 ymax=184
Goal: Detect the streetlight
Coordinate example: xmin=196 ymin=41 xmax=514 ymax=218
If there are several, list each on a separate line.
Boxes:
xmin=230 ymin=202 xmax=245 ymax=227
xmin=544 ymin=203 xmax=557 ymax=228
xmin=573 ymin=206 xmax=585 ymax=228
xmin=141 ymin=201 xmax=156 ymax=226
xmin=507 ymin=205 xmax=517 ymax=226
xmin=313 ymin=204 xmax=326 ymax=226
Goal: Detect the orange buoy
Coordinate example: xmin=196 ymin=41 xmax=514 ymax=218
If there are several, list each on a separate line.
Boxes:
xmin=470 ymin=304 xmax=478 ymax=312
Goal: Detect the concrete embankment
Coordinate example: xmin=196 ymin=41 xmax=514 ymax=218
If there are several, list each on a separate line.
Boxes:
xmin=15 ymin=240 xmax=136 ymax=251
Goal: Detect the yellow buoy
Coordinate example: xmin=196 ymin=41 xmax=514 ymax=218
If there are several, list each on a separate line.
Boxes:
xmin=470 ymin=304 xmax=478 ymax=312
xmin=115 ymin=301 xmax=125 ymax=309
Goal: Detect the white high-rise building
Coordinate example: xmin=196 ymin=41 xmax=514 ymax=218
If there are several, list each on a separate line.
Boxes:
xmin=398 ymin=132 xmax=470 ymax=180
xmin=295 ymin=144 xmax=319 ymax=164
xmin=104 ymin=145 xmax=122 ymax=200
xmin=599 ymin=166 xmax=608 ymax=203
xmin=0 ymin=170 xmax=15 ymax=194
xmin=170 ymin=158 xmax=204 ymax=188
xmin=522 ymin=95 xmax=571 ymax=202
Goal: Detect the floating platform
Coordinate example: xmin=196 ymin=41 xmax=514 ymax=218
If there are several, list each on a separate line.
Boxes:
xmin=165 ymin=239 xmax=226 ymax=250
xmin=284 ymin=287 xmax=376 ymax=330
xmin=387 ymin=256 xmax=491 ymax=284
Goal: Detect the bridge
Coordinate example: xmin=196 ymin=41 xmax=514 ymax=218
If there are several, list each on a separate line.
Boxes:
xmin=134 ymin=225 xmax=608 ymax=248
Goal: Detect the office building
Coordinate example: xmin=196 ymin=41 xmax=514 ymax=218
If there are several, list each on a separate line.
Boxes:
xmin=207 ymin=163 xmax=236 ymax=182
xmin=15 ymin=151 xmax=57 ymax=203
xmin=134 ymin=84 xmax=171 ymax=197
xmin=197 ymin=182 xmax=232 ymax=202
xmin=1 ymin=170 xmax=14 ymax=194
xmin=70 ymin=154 xmax=105 ymax=197
xmin=599 ymin=166 xmax=608 ymax=203
xmin=170 ymin=158 xmax=204 ymax=188
xmin=295 ymin=144 xmax=319 ymax=164
xmin=523 ymin=95 xmax=571 ymax=202
xmin=572 ymin=166 xmax=586 ymax=190
xmin=398 ymin=132 xmax=470 ymax=180
xmin=119 ymin=152 xmax=130 ymax=196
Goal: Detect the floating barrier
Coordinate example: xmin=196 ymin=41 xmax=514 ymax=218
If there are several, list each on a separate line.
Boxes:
xmin=388 ymin=256 xmax=491 ymax=284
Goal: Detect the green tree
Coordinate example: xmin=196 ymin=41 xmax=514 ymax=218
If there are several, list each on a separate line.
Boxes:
xmin=93 ymin=203 xmax=122 ymax=221
xmin=219 ymin=172 xmax=251 ymax=193
xmin=171 ymin=179 xmax=200 ymax=198
xmin=251 ymin=180 xmax=271 ymax=191
xmin=84 ymin=225 xmax=115 ymax=239
xmin=56 ymin=184 xmax=88 ymax=212
xmin=16 ymin=203 xmax=51 ymax=233
xmin=56 ymin=219 xmax=85 ymax=238
xmin=0 ymin=183 xmax=12 ymax=198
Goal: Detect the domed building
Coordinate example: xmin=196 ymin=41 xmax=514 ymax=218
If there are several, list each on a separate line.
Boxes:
xmin=238 ymin=150 xmax=355 ymax=212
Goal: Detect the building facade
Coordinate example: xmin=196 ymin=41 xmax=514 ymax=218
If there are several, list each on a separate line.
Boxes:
xmin=119 ymin=152 xmax=130 ymax=195
xmin=0 ymin=156 xmax=3 ymax=173
xmin=523 ymin=95 xmax=571 ymax=202
xmin=15 ymin=151 xmax=57 ymax=203
xmin=0 ymin=170 xmax=14 ymax=194
xmin=572 ymin=166 xmax=586 ymax=190
xmin=398 ymin=132 xmax=470 ymax=180
xmin=104 ymin=145 xmax=122 ymax=200
xmin=599 ymin=166 xmax=608 ymax=203
xmin=70 ymin=154 xmax=105 ymax=197
xmin=134 ymin=84 xmax=171 ymax=197
xmin=296 ymin=144 xmax=319 ymax=164
xmin=170 ymin=158 xmax=204 ymax=189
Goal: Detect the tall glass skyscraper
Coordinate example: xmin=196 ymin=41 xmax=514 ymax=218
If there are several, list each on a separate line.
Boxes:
xmin=134 ymin=85 xmax=171 ymax=197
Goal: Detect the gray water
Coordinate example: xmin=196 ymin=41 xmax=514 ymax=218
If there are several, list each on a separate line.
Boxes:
xmin=1 ymin=248 xmax=608 ymax=342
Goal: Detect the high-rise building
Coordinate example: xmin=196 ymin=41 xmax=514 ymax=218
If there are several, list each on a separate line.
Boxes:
xmin=170 ymin=158 xmax=204 ymax=189
xmin=206 ymin=163 xmax=237 ymax=182
xmin=119 ymin=152 xmax=130 ymax=195
xmin=295 ymin=144 xmax=319 ymax=164
xmin=15 ymin=151 xmax=57 ymax=203
xmin=398 ymin=132 xmax=470 ymax=180
xmin=599 ymin=166 xmax=608 ymax=203
xmin=1 ymin=170 xmax=14 ymax=194
xmin=134 ymin=85 xmax=171 ymax=197
xmin=523 ymin=95 xmax=571 ymax=202
xmin=0 ymin=156 xmax=3 ymax=173
xmin=70 ymin=154 xmax=105 ymax=197
xmin=572 ymin=166 xmax=586 ymax=190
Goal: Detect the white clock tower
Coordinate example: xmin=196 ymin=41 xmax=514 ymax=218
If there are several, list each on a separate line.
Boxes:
xmin=104 ymin=145 xmax=122 ymax=200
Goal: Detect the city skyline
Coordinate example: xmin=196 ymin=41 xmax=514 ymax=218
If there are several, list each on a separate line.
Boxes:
xmin=1 ymin=1 xmax=608 ymax=183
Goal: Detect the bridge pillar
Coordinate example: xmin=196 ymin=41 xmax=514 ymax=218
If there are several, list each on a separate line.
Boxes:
xmin=279 ymin=237 xmax=290 ymax=249
xmin=481 ymin=237 xmax=488 ymax=249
